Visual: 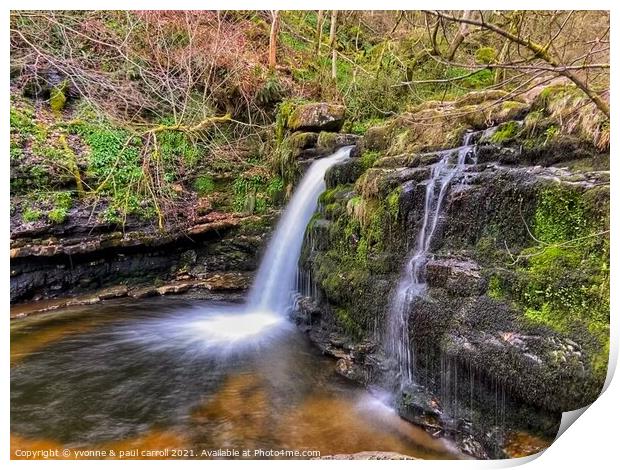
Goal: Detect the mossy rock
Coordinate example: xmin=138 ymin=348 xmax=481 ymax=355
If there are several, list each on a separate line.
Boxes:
xmin=287 ymin=102 xmax=346 ymax=132
xmin=288 ymin=131 xmax=319 ymax=151
xmin=50 ymin=81 xmax=68 ymax=112
xmin=363 ymin=124 xmax=393 ymax=152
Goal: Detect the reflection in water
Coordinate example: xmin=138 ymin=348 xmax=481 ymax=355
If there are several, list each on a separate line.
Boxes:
xmin=11 ymin=298 xmax=463 ymax=459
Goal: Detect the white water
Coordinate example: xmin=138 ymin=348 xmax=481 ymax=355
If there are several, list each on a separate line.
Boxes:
xmin=128 ymin=147 xmax=352 ymax=354
xmin=385 ymin=134 xmax=475 ymax=386
xmin=248 ymin=146 xmax=352 ymax=315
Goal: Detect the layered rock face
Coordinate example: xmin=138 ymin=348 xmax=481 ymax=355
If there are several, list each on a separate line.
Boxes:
xmin=10 ymin=204 xmax=275 ymax=304
xmin=293 ymin=91 xmax=609 ymax=458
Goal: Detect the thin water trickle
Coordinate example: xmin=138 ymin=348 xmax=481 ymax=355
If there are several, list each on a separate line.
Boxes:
xmin=385 ymin=133 xmax=475 ymax=387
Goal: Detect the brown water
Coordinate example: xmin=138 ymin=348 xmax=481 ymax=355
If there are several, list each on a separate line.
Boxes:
xmin=10 ymin=298 xmax=463 ymax=460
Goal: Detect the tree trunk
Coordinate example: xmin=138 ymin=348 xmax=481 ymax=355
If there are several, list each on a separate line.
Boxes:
xmin=495 ymin=12 xmax=522 ymax=85
xmin=315 ymin=10 xmax=324 ymax=56
xmin=329 ymin=10 xmax=338 ymax=80
xmin=445 ymin=10 xmax=474 ymax=61
xmin=269 ymin=10 xmax=280 ymax=72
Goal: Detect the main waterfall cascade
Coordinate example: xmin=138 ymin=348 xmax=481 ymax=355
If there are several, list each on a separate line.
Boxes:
xmin=122 ymin=146 xmax=353 ymax=355
xmin=384 ymin=132 xmax=476 ymax=386
xmin=248 ymin=146 xmax=352 ymax=314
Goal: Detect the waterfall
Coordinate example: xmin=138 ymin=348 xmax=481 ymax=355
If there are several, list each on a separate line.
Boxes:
xmin=385 ymin=133 xmax=475 ymax=386
xmin=132 ymin=147 xmax=352 ymax=352
xmin=248 ymin=146 xmax=352 ymax=315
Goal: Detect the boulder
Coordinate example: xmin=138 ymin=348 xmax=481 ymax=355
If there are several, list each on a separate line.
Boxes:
xmin=287 ymin=102 xmax=346 ymax=132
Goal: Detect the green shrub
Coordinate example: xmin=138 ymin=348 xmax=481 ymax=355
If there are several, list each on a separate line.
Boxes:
xmin=22 ymin=207 xmax=41 ymax=223
xmin=48 ymin=207 xmax=68 ymax=224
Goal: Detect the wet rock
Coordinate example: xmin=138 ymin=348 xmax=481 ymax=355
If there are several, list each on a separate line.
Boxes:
xmin=204 ymin=272 xmax=249 ymax=291
xmin=455 ymin=90 xmax=513 ymax=107
xmin=317 ymin=132 xmax=361 ymax=154
xmin=287 ymin=102 xmax=346 ymax=132
xmin=456 ymin=434 xmax=489 ymax=460
xmin=286 ymin=132 xmax=320 ymax=160
xmin=425 ymin=258 xmax=487 ymax=296
xmin=398 ymin=384 xmax=443 ymax=431
xmin=130 ymin=287 xmax=159 ymax=299
xmin=293 ymin=296 xmax=323 ymax=325
xmin=363 ymin=124 xmax=392 ymax=151
xmin=98 ymin=285 xmax=129 ymax=300
xmin=196 ymin=197 xmax=212 ymax=215
xmin=156 ymin=282 xmax=193 ymax=295
xmin=325 ymin=159 xmax=364 ymax=188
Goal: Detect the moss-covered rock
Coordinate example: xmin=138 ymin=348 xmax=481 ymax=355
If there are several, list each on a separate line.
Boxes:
xmin=287 ymin=102 xmax=346 ymax=132
xmin=297 ymin=137 xmax=608 ymax=457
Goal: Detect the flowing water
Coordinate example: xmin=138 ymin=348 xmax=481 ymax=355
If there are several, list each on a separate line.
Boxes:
xmin=384 ymin=134 xmax=475 ymax=386
xmin=11 ymin=146 xmax=462 ymax=459
xmin=10 ymin=299 xmax=462 ymax=459
xmin=248 ymin=147 xmax=352 ymax=315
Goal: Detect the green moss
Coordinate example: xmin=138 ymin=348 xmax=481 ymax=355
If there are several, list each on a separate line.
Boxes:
xmin=50 ymin=81 xmax=68 ymax=112
xmin=475 ymin=47 xmax=496 ymax=64
xmin=386 ymin=187 xmax=402 ymax=220
xmin=487 ymin=275 xmax=504 ymax=299
xmin=535 ymin=84 xmax=585 ymax=111
xmin=334 ymin=307 xmax=364 ymax=339
xmin=489 ymin=121 xmax=521 ymax=144
xmin=194 ymin=175 xmax=215 ymax=196
xmin=534 ymin=187 xmax=589 ymax=243
xmin=360 ymin=150 xmax=381 ymax=170
xmin=513 ymin=185 xmax=609 ymax=376
xmin=319 ymin=184 xmax=351 ymax=205
xmin=317 ymin=132 xmax=337 ymax=151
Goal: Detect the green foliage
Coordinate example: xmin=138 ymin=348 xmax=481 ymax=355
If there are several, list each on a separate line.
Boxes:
xmin=232 ymin=174 xmax=283 ymax=214
xmin=47 ymin=191 xmax=73 ymax=224
xmin=255 ymin=75 xmax=284 ymax=106
xmin=48 ymin=207 xmax=68 ymax=223
xmin=156 ymin=127 xmax=201 ymax=171
xmin=22 ymin=207 xmax=41 ymax=223
xmin=349 ymin=117 xmax=385 ymax=135
xmin=194 ymin=175 xmax=215 ymax=196
xmin=71 ymin=120 xmax=157 ymax=220
xmin=475 ymin=47 xmax=496 ymax=64
xmin=449 ymin=67 xmax=494 ymax=89
xmin=10 ymin=105 xmax=35 ymax=133
xmin=102 ymin=206 xmax=122 ymax=224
